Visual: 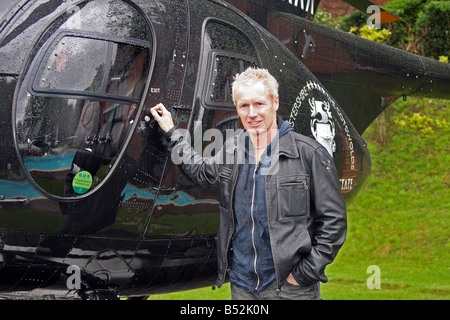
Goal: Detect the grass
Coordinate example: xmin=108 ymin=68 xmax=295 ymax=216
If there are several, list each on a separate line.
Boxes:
xmin=323 ymin=97 xmax=449 ymax=300
xmin=149 ymin=97 xmax=449 ymax=300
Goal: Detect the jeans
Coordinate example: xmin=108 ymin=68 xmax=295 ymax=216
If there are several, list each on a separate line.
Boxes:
xmin=231 ymin=280 xmax=321 ymax=300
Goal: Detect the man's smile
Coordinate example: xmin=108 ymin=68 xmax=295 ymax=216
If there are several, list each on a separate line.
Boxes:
xmin=248 ymin=120 xmax=263 ymax=127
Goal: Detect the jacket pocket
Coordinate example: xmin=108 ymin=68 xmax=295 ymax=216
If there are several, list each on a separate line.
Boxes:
xmin=276 ymin=174 xmax=310 ymax=220
xmin=218 ymin=166 xmax=233 ymax=181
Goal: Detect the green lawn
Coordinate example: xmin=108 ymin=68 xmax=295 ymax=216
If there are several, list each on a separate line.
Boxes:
xmin=149 ymin=97 xmax=449 ymax=300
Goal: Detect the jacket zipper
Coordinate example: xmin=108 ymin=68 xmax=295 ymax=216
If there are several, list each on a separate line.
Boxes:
xmin=250 ymin=164 xmax=260 ymax=291
xmin=266 ymin=163 xmax=281 ymax=296
xmin=222 ymin=143 xmax=238 ymax=283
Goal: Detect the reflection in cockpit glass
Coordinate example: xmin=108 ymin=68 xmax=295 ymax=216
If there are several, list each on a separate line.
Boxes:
xmin=33 ymin=36 xmax=150 ymax=102
xmin=18 ymin=97 xmax=137 ymax=197
xmin=17 ymin=41 xmax=150 ymax=198
xmin=13 ymin=0 xmax=153 ymax=199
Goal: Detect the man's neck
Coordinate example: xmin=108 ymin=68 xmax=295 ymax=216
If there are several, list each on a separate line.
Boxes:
xmin=250 ymin=126 xmax=279 ymax=163
xmin=250 ymin=125 xmax=278 ymax=147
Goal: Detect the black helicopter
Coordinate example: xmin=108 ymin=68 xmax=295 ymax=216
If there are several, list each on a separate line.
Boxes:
xmin=0 ymin=0 xmax=448 ymax=299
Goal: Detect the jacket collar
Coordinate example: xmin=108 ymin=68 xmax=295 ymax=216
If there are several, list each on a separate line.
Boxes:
xmin=277 ymin=130 xmax=300 ymax=159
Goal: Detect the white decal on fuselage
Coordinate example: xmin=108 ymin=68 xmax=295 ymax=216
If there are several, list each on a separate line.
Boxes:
xmin=281 ymin=0 xmax=315 ymax=15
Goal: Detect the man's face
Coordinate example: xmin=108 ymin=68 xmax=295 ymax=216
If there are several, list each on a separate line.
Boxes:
xmin=234 ymin=81 xmax=279 ymax=140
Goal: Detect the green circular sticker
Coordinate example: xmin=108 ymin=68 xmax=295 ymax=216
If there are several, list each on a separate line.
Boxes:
xmin=72 ymin=171 xmax=93 ymax=194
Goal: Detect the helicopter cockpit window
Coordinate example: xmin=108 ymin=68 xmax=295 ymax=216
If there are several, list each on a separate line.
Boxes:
xmin=205 ymin=52 xmax=258 ymax=108
xmin=202 ymin=21 xmax=260 ymax=110
xmin=29 ymin=33 xmax=149 ymax=103
xmin=14 ymin=0 xmax=152 ymax=199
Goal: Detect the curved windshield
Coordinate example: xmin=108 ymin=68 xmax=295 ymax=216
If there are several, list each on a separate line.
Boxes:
xmin=14 ymin=0 xmax=152 ymax=198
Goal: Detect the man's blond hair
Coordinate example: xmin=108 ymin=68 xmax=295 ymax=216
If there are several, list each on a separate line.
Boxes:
xmin=232 ymin=67 xmax=279 ymax=105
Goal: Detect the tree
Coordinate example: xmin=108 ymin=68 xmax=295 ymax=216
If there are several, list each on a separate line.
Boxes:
xmin=384 ymin=0 xmax=450 ymax=59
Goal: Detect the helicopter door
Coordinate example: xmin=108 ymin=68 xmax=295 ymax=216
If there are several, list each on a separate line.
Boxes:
xmin=13 ymin=0 xmax=153 ymax=200
xmin=154 ymin=20 xmax=262 ymax=236
xmin=195 ymin=19 xmax=261 ymax=145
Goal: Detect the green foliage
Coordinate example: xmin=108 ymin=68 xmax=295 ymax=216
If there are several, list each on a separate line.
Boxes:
xmin=384 ymin=0 xmax=450 ymax=59
xmin=384 ymin=0 xmax=428 ymax=25
xmin=394 ymin=112 xmax=447 ymax=137
xmin=315 ymin=0 xmax=450 ymax=60
xmin=416 ymin=1 xmax=450 ymax=58
xmin=313 ymin=8 xmax=343 ymax=29
xmin=439 ymin=55 xmax=449 ymax=63
xmin=349 ymin=24 xmax=392 ymax=43
xmin=339 ymin=10 xmax=368 ymax=32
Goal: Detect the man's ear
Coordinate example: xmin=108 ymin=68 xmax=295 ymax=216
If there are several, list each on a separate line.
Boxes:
xmin=274 ymin=96 xmax=279 ymax=111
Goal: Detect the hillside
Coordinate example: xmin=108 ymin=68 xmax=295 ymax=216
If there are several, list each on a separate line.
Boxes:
xmin=322 ymin=97 xmax=449 ymax=299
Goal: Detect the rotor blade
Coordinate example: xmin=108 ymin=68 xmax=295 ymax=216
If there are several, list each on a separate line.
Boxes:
xmin=342 ymin=0 xmax=400 ymax=24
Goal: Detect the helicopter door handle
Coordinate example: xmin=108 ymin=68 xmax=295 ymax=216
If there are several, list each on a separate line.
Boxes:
xmin=0 ymin=196 xmax=29 ymax=207
xmin=171 ymin=104 xmax=191 ymax=110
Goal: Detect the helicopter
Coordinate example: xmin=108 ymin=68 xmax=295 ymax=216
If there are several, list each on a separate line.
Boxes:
xmin=0 ymin=0 xmax=448 ymax=299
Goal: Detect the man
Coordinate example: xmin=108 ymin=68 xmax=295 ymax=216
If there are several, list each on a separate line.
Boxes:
xmin=150 ymin=68 xmax=346 ymax=300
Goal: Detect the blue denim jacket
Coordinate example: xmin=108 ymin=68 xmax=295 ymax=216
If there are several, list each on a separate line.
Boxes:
xmin=228 ymin=119 xmax=293 ymax=292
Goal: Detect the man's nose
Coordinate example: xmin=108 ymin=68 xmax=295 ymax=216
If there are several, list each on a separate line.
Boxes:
xmin=248 ymin=105 xmax=257 ymax=117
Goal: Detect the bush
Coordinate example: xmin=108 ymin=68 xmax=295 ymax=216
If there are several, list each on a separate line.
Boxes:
xmin=395 ymin=112 xmax=436 ymax=137
xmin=384 ymin=0 xmax=450 ymax=59
xmin=415 ymin=1 xmax=450 ymax=59
xmin=339 ymin=10 xmax=368 ymax=32
xmin=349 ymin=24 xmax=392 ymax=43
xmin=323 ymin=0 xmax=450 ymax=60
xmin=439 ymin=56 xmax=449 ymax=63
xmin=314 ymin=8 xmax=343 ymax=29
